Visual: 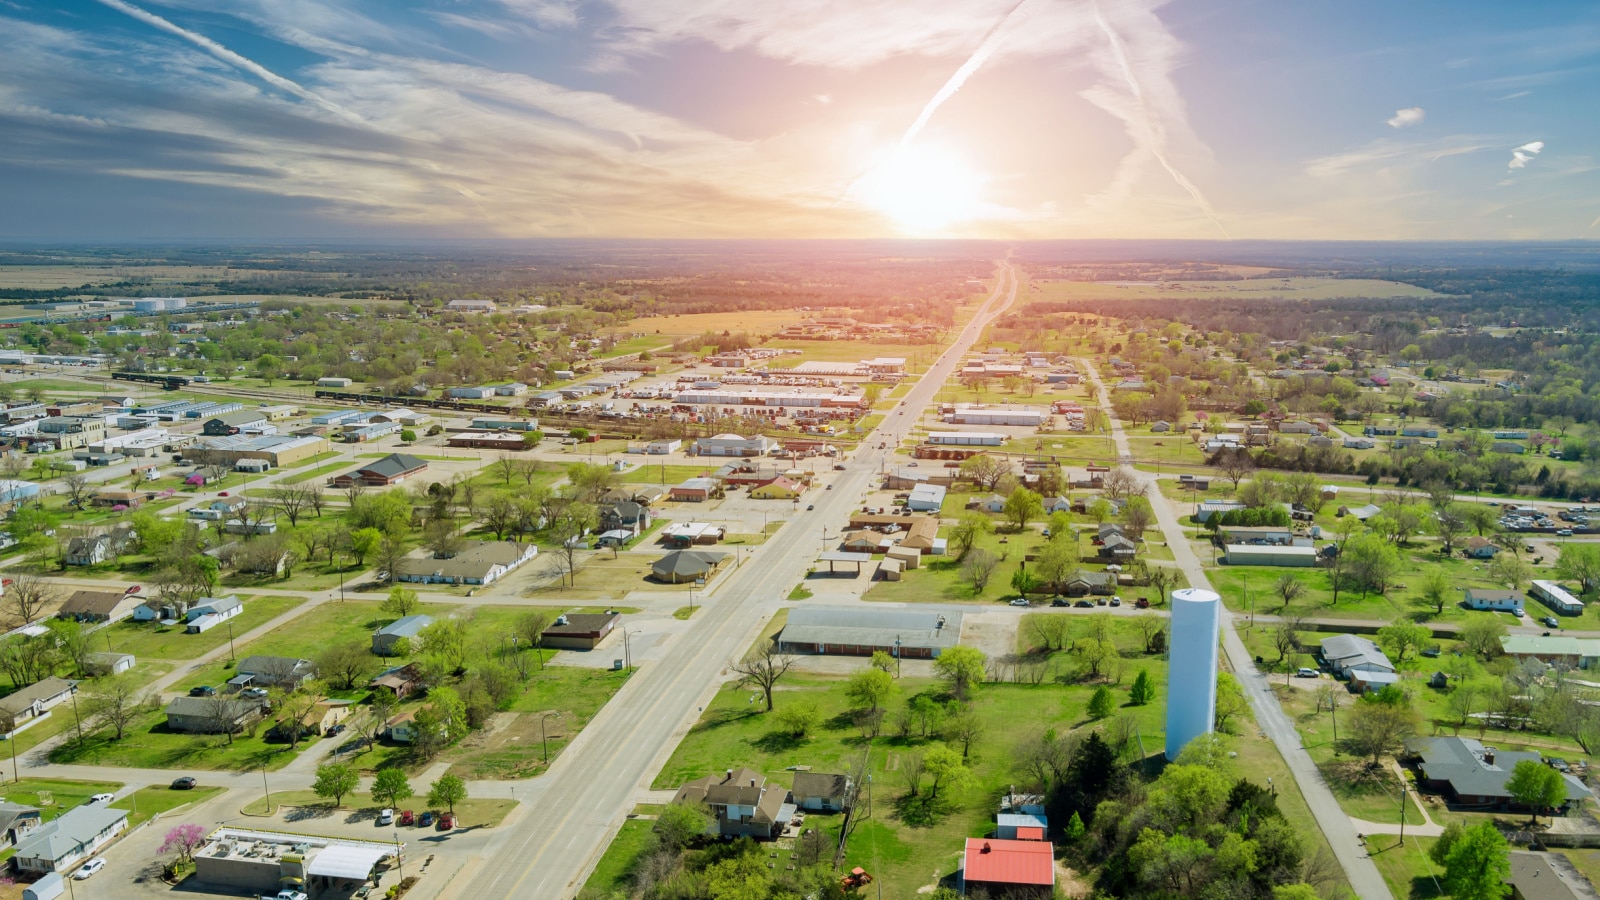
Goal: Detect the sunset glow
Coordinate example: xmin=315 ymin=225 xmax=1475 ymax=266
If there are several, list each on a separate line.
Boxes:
xmin=852 ymin=146 xmax=985 ymax=233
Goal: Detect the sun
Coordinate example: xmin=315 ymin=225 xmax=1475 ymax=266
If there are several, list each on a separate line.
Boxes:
xmin=851 ymin=145 xmax=983 ymax=233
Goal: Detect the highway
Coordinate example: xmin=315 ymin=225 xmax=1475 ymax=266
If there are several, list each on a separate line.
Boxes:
xmin=444 ymin=261 xmax=1020 ymax=899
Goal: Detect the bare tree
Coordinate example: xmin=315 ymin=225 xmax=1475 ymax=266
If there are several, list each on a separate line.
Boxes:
xmin=494 ymin=454 xmax=517 ymax=485
xmin=961 ymin=548 xmax=1000 ymax=592
xmin=516 ymin=611 xmax=551 ymax=668
xmin=62 ymin=473 xmax=94 ymax=509
xmin=376 ymin=536 xmax=408 ymax=584
xmin=1101 ymin=468 xmax=1143 ymax=503
xmin=512 ymin=458 xmax=543 ymax=486
xmin=1272 ymin=614 xmax=1305 ymax=669
xmin=84 ymin=676 xmax=152 ymax=741
xmin=6 ymin=573 xmax=59 ymax=625
xmin=269 ymin=485 xmax=312 ymax=527
xmin=1216 ymin=447 xmax=1256 ymax=489
xmin=731 ymin=642 xmax=797 ymax=712
xmin=234 ymin=502 xmax=276 ymax=540
xmin=1146 ymin=567 xmax=1178 ymax=604
xmin=1275 ymin=572 xmax=1306 ymax=610
xmin=305 ymin=483 xmax=327 ymax=518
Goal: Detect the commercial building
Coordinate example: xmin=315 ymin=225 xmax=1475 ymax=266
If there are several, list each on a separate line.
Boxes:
xmin=926 ymin=431 xmax=1006 ymax=446
xmin=191 ymin=827 xmax=398 ymax=895
xmin=330 ymin=453 xmax=428 ymax=488
xmin=694 ymin=434 xmax=777 ymax=457
xmin=942 ymin=405 xmax=1045 ymax=427
xmin=202 ymin=410 xmax=270 ymax=436
xmin=34 ymin=416 xmax=105 ymax=450
xmin=650 ymin=549 xmax=728 ymax=583
xmin=1223 ymin=544 xmax=1317 ymax=566
xmin=445 ymin=431 xmax=527 ymax=451
xmin=394 ymin=541 xmax=537 ymax=586
xmin=1166 ymin=589 xmax=1221 ymax=761
xmin=669 ymin=477 xmax=720 ymax=502
xmin=12 ymin=805 xmax=128 ymax=875
xmin=187 ymin=434 xmax=330 ymax=468
xmin=0 ymin=479 xmax=41 ymax=504
xmin=776 ymin=606 xmax=962 ymax=659
xmin=906 ymin=483 xmax=947 ymax=512
xmin=541 ymin=612 xmax=620 ymax=650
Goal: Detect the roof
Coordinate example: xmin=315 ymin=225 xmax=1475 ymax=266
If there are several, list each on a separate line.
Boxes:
xmin=192 ymin=595 xmax=241 ymax=615
xmin=1501 ymin=634 xmax=1600 ymax=657
xmin=962 ymin=838 xmax=1054 ymax=886
xmin=997 ymin=813 xmax=1049 ymax=829
xmin=307 ymin=843 xmax=391 ymax=880
xmin=395 ymin=541 xmax=532 ymax=580
xmin=0 ymin=677 xmax=77 ymax=716
xmin=377 ymin=614 xmax=433 ymax=638
xmin=673 ymin=477 xmax=719 ymax=492
xmin=652 ymin=550 xmax=727 ymax=578
xmin=0 ymin=801 xmax=39 ymax=834
xmin=59 ymin=589 xmax=128 ymax=617
xmin=1226 ymin=544 xmax=1316 ymax=557
xmin=357 ymin=453 xmax=427 ymax=479
xmin=792 ymin=771 xmax=850 ymax=800
xmin=1320 ymin=634 xmax=1394 ymax=672
xmin=1465 ymin=588 xmax=1523 ymax=602
xmin=779 ymin=606 xmax=962 ymax=652
xmin=674 ymin=768 xmax=787 ymax=825
xmin=14 ymin=805 xmax=127 ymax=862
xmin=1508 ymin=852 xmax=1587 ymax=900
xmin=164 ymin=696 xmax=259 ymax=718
xmin=237 ymin=655 xmax=314 ymax=675
xmin=908 ymin=484 xmax=947 ymax=504
xmin=544 ymin=613 xmax=618 ymax=637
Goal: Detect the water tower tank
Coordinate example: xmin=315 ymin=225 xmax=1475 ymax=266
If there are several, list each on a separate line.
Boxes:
xmin=1165 ymin=587 xmax=1222 ymax=761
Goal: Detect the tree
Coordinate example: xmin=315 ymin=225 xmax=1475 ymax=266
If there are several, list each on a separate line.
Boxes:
xmin=920 ymin=744 xmax=972 ymax=800
xmin=428 ymin=773 xmax=468 ymax=816
xmin=158 ymin=823 xmax=207 ymax=867
xmin=934 ymin=646 xmax=987 ymax=701
xmin=1346 ymin=688 xmax=1419 ymax=767
xmin=85 ymin=675 xmax=150 ymax=741
xmin=1101 ymin=467 xmax=1143 ymax=503
xmin=652 ymin=802 xmax=711 ymax=853
xmin=1064 ymin=810 xmax=1086 ymax=843
xmin=349 ymin=527 xmax=381 ymax=565
xmin=1435 ymin=503 xmax=1469 ymax=554
xmin=943 ymin=708 xmax=985 ymax=759
xmin=1505 ymin=758 xmax=1567 ymax=825
xmin=1085 ymin=498 xmax=1115 ymax=525
xmin=1377 ymin=621 xmax=1431 ymax=663
xmin=1120 ymin=496 xmax=1154 ymax=540
xmin=958 ymin=454 xmax=1008 ymax=491
xmin=776 ymin=701 xmax=821 ymax=737
xmin=5 ymin=573 xmax=58 ymax=626
xmin=1087 ymin=685 xmax=1115 ymax=719
xmin=1429 ymin=822 xmax=1511 ymax=900
xmin=253 ymin=353 xmax=282 ymax=383
xmin=1460 ymin=617 xmax=1508 ymax=660
xmin=1002 ymin=487 xmax=1043 ymax=532
xmin=313 ymin=762 xmax=360 ymax=807
xmin=731 ymin=643 xmax=796 ymax=712
xmin=1419 ymin=567 xmax=1453 ymax=617
xmin=371 ymin=768 xmax=413 ymax=807
xmin=1214 ymin=672 xmax=1248 ymax=732
xmin=318 ymin=642 xmax=372 ymax=691
xmin=1555 ymin=542 xmax=1600 ymax=595
xmin=1274 ymin=572 xmax=1305 ymax=610
xmin=1129 ymin=668 xmax=1156 ymax=705
xmin=1342 ymin=532 xmax=1401 ymax=597
xmin=948 ymin=512 xmax=993 ymax=560
xmin=517 ymin=610 xmax=551 ymax=668
xmin=1487 ymin=553 xmax=1531 ymax=591
xmin=382 ymin=586 xmax=421 ymax=618
xmin=1074 ymin=637 xmax=1119 ymax=681
xmin=845 ymin=667 xmax=897 ymax=712
xmin=1147 ymin=566 xmax=1178 ymax=604
xmin=1216 ymin=447 xmax=1256 ymax=489
xmin=961 ymin=548 xmax=999 ymax=593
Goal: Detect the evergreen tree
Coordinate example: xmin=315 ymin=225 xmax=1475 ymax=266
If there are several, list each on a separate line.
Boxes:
xmin=1087 ymin=685 xmax=1115 ymax=719
xmin=1129 ymin=669 xmax=1156 ymax=705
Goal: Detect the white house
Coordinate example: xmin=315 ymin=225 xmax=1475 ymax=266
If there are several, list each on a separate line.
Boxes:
xmin=694 ymin=434 xmax=776 ymax=457
xmin=12 ymin=805 xmax=128 ymax=874
xmin=646 ymin=439 xmax=683 ymax=455
xmin=1464 ymin=588 xmax=1524 ymax=614
xmin=185 ymin=595 xmax=244 ymax=633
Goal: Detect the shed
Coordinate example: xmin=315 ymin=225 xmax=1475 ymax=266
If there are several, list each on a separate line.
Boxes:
xmin=372 ymin=614 xmax=433 ymax=656
xmin=1223 ymin=544 xmax=1316 ymax=567
xmin=885 ymin=546 xmax=921 ymax=569
xmin=996 ymin=812 xmax=1049 ymax=840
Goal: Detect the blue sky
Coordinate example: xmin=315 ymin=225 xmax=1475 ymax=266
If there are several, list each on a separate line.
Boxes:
xmin=1 ymin=0 xmax=1597 ymax=240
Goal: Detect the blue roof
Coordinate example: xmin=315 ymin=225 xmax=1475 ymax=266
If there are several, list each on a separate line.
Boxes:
xmin=378 ymin=614 xmax=433 ymax=637
xmin=997 ymin=813 xmax=1048 ymax=828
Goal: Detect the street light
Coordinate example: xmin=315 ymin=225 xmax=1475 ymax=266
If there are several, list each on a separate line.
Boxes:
xmin=539 ymin=711 xmax=562 ymax=763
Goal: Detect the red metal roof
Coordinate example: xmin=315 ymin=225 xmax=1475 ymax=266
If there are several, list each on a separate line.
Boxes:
xmin=963 ymin=838 xmax=1054 ymax=886
xmin=1015 ymin=826 xmax=1045 ymax=841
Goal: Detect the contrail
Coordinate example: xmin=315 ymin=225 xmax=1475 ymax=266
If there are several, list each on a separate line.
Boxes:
xmin=1091 ymin=0 xmax=1229 ymax=238
xmin=1588 ymin=214 xmax=1600 ymax=232
xmin=898 ymin=0 xmax=1030 ymax=151
xmin=96 ymin=0 xmax=365 ymax=127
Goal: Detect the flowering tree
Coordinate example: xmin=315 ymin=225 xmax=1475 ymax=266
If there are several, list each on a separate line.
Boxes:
xmin=158 ymin=824 xmax=207 ymax=866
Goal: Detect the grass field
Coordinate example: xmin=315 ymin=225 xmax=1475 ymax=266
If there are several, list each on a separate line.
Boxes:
xmin=103 ymin=595 xmax=305 ymax=661
xmin=584 ymin=812 xmax=659 ymax=896
xmin=0 ymin=265 xmax=256 ymax=289
xmin=279 ymin=460 xmax=351 ymax=485
xmin=240 ymin=789 xmax=517 ymax=826
xmin=113 ymin=784 xmax=224 ymax=828
xmin=620 ymin=464 xmax=712 ymax=485
xmin=50 ymin=705 xmax=308 ymax=772
xmin=0 ymin=778 xmax=122 ymax=823
xmin=1030 ymin=276 xmax=1439 ymax=303
xmin=625 ymin=309 xmax=812 ymax=339
xmin=445 ymin=664 xmax=634 ymax=780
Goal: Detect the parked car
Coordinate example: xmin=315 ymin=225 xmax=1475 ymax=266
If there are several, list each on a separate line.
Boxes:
xmin=239 ymin=687 xmax=268 ymax=700
xmin=438 ymin=813 xmax=454 ymax=831
xmin=1297 ymin=668 xmax=1320 ymax=678
xmin=806 ymin=504 xmax=814 ymax=511
xmin=377 ymin=808 xmax=394 ymax=826
xmin=1074 ymin=600 xmax=1095 ymax=608
xmin=88 ymin=793 xmax=115 ymax=804
xmin=188 ymin=686 xmax=216 ymax=697
xmin=171 ymin=776 xmax=197 ymax=790
xmin=1009 ymin=598 xmax=1031 ymax=607
xmin=74 ymin=859 xmax=106 ymax=880
xmin=1051 ymin=598 xmax=1069 ymax=607
xmin=1544 ymin=617 xmax=1561 ymax=628
xmin=420 ymin=811 xmax=434 ymax=827
xmin=1550 ymin=758 xmax=1571 ymax=773
xmin=1134 ymin=598 xmax=1150 ymax=609
xmin=399 ymin=810 xmax=414 ymax=827
xmin=1109 ymin=596 xmax=1122 ymax=607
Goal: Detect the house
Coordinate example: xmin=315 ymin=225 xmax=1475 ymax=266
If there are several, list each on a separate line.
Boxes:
xmin=0 ymin=801 xmax=42 ymax=851
xmin=1343 ymin=437 xmax=1376 ymax=450
xmin=974 ymin=494 xmax=1006 ymax=514
xmin=961 ymin=838 xmax=1054 ymax=898
xmin=82 ymin=652 xmax=135 ymax=676
xmin=1041 ymin=495 xmax=1072 ymax=514
xmin=57 ymin=588 xmax=136 ymax=623
xmin=183 ymin=596 xmax=243 ymax=633
xmin=330 ymin=453 xmax=428 ymax=488
xmin=369 ymin=663 xmax=425 ymax=700
xmin=599 ymin=500 xmax=651 ymax=534
xmin=1406 ymin=736 xmax=1592 ymax=810
xmin=1508 ymin=851 xmax=1588 ymax=900
xmin=394 ymin=541 xmax=537 ymax=586
xmin=776 ymin=606 xmax=962 ymax=659
xmin=223 ymin=519 xmax=278 ymax=536
xmin=1464 ymin=588 xmax=1524 ymax=614
xmin=63 ymin=534 xmax=117 ymax=566
xmin=0 ymin=677 xmax=78 ymax=725
xmin=277 ymin=698 xmax=352 ymax=740
xmin=372 ymin=615 xmax=433 ymax=656
xmin=12 ymin=805 xmax=129 ymax=875
xmin=1149 ymin=420 xmax=1172 ymax=433
xmin=1224 ymin=544 xmax=1317 ymax=566
xmin=1499 ymin=634 xmax=1600 ymax=669
xmin=541 ymin=612 xmax=620 ymax=650
xmin=906 ymin=484 xmax=948 ymax=512
xmin=750 ymin=476 xmax=802 ymax=500
xmin=231 ymin=655 xmax=317 ymax=690
xmin=1062 ymin=571 xmax=1116 ymax=596
xmin=672 ymin=768 xmax=794 ymax=839
xmin=1464 ymin=536 xmax=1500 ymax=559
xmin=1531 ymin=580 xmax=1585 ymax=616
xmin=1319 ymin=634 xmax=1395 ymax=681
xmin=1097 ymin=535 xmax=1138 ymax=560
xmin=669 ymin=477 xmax=721 ymax=502
xmin=164 ymin=696 xmax=263 ymax=734
xmin=1342 ymin=503 xmax=1383 ymax=521
xmin=651 ymin=550 xmax=728 ymax=584
xmin=791 ymin=772 xmax=852 ymax=812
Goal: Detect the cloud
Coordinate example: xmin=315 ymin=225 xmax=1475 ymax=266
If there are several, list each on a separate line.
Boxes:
xmin=1387 ymin=106 xmax=1424 ymax=128
xmin=1306 ymin=138 xmax=1490 ymax=178
xmin=1508 ymin=140 xmax=1544 ymax=170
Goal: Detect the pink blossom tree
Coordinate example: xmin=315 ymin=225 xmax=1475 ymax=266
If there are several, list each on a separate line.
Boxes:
xmin=158 ymin=823 xmax=207 ymax=866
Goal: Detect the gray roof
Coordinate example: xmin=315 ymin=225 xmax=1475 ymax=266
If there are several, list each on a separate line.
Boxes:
xmin=165 ymin=696 xmax=260 ymax=719
xmin=779 ymin=606 xmax=962 ymax=652
xmin=1407 ymin=736 xmax=1593 ymax=801
xmin=792 ymin=771 xmax=850 ymax=802
xmin=1465 ymin=588 xmax=1523 ymax=603
xmin=395 ymin=541 xmax=531 ymax=580
xmin=358 ymin=453 xmax=427 ymax=480
xmin=1509 ymin=852 xmax=1587 ymax=900
xmin=1319 ymin=634 xmax=1394 ymax=673
xmin=0 ymin=677 xmax=77 ymax=716
xmin=651 ymin=550 xmax=727 ymax=578
xmin=190 ymin=595 xmax=241 ymax=616
xmin=236 ymin=655 xmax=315 ymax=677
xmin=14 ymin=804 xmax=127 ymax=863
xmin=377 ymin=614 xmax=433 ymax=638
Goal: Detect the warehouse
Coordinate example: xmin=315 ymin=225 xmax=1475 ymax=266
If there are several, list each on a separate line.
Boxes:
xmin=1223 ymin=544 xmax=1316 ymax=566
xmin=925 ymin=431 xmax=1006 ymax=446
xmin=942 ymin=405 xmax=1045 ymax=427
xmin=693 ymin=434 xmax=777 ymax=457
xmin=187 ymin=434 xmax=330 ymax=468
xmin=775 ymin=607 xmax=962 ymax=659
xmin=905 ymin=483 xmax=947 ymax=512
xmin=202 ymin=410 xmax=270 ymax=436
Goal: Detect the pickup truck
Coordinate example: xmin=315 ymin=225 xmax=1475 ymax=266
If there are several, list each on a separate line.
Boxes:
xmin=262 ymin=892 xmax=308 ymax=900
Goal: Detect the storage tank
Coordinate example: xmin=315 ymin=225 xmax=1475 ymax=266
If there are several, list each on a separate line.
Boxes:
xmin=1165 ymin=587 xmax=1222 ymax=761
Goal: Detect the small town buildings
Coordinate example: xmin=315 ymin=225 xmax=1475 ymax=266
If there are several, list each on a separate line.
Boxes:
xmin=369 ymin=663 xmax=425 ymax=700
xmin=663 ymin=522 xmax=726 ymax=546
xmin=600 ymin=500 xmax=651 ymax=534
xmin=669 ymin=477 xmax=721 ymax=502
xmin=1319 ymin=635 xmax=1395 ymax=682
xmin=645 ymin=439 xmax=682 ymax=455
xmin=1223 ymin=544 xmax=1316 ymax=566
xmin=651 ymin=549 xmax=728 ymax=584
xmin=447 ymin=385 xmax=497 ymax=399
xmin=188 ymin=434 xmax=330 ymax=468
xmin=447 ymin=298 xmax=497 ymax=313
xmin=57 ymin=588 xmax=136 ymax=622
xmin=372 ymin=614 xmax=433 ymax=656
xmin=231 ymin=656 xmax=317 ymax=690
xmin=1499 ymin=634 xmax=1600 ymax=669
xmin=926 ymin=431 xmax=1006 ymax=447
xmin=1195 ymin=499 xmax=1246 ymax=523
xmin=1464 ymin=588 xmax=1524 ymax=614
xmin=791 ymin=772 xmax=852 ymax=812
xmin=906 ymin=484 xmax=947 ymax=512
xmin=961 ymin=838 xmax=1055 ymax=898
xmin=330 ymin=453 xmax=428 ymax=488
xmin=316 ymin=376 xmax=354 ymax=388
xmin=693 ymin=434 xmax=777 ymax=457
xmin=12 ymin=805 xmax=128 ymax=875
xmin=81 ymin=652 xmax=135 ymax=676
xmin=394 ymin=541 xmax=537 ymax=586
xmin=1508 ymin=851 xmax=1588 ymax=900
xmin=0 ymin=801 xmax=42 ymax=851
xmin=1406 ymin=736 xmax=1592 ymax=810
xmin=672 ymin=768 xmax=794 ymax=840
xmin=776 ymin=606 xmax=962 ymax=659
xmin=541 ymin=612 xmax=620 ymax=650
xmin=202 ymin=410 xmax=269 ymax=436
xmin=192 ymin=826 xmax=397 ymax=894
xmin=750 ymin=476 xmax=803 ymax=500
xmin=1463 ymin=536 xmax=1500 ymax=559
xmin=1532 ymin=580 xmax=1585 ymax=616
xmin=185 ymin=595 xmax=243 ymax=633
xmin=0 ymin=677 xmax=78 ymax=726
xmin=164 ymin=696 xmax=262 ymax=734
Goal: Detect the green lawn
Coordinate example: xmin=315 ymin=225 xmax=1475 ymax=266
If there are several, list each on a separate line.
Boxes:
xmin=620 ymin=464 xmax=711 ymax=485
xmin=0 ymin=778 xmax=122 ymax=823
xmin=278 ymin=460 xmax=350 ymax=485
xmin=240 ymin=789 xmax=517 ymax=826
xmin=865 ymin=527 xmax=1125 ymax=606
xmin=103 ymin=595 xmax=304 ymax=661
xmin=49 ymin=706 xmax=311 ymax=771
xmin=113 ymin=784 xmax=224 ymax=828
xmin=444 ymin=663 xmax=634 ymax=781
xmin=1371 ymin=835 xmax=1445 ymax=899
xmin=584 ymin=814 xmax=658 ymax=896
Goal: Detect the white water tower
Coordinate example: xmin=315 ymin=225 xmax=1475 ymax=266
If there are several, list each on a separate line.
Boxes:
xmin=1165 ymin=587 xmax=1222 ymax=761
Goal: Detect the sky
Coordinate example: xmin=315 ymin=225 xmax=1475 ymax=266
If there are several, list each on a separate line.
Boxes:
xmin=2 ymin=0 xmax=1598 ymax=241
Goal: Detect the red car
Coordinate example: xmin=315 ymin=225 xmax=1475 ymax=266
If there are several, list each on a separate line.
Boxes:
xmin=437 ymin=813 xmax=454 ymax=831
xmin=398 ymin=810 xmax=414 ymax=827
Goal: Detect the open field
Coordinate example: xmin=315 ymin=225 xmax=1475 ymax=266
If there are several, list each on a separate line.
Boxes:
xmin=0 ymin=778 xmax=123 ymax=823
xmin=0 ymin=265 xmax=261 ymax=289
xmin=49 ymin=705 xmax=312 ymax=771
xmin=625 ymin=309 xmax=813 ymax=339
xmin=1030 ymin=276 xmax=1439 ymax=302
xmin=114 ymin=784 xmax=225 ymax=828
xmin=104 ymin=595 xmax=304 ymax=661
xmin=446 ymin=664 xmax=634 ymax=780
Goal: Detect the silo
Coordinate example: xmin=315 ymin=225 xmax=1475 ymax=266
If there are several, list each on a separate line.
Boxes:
xmin=1165 ymin=587 xmax=1222 ymax=761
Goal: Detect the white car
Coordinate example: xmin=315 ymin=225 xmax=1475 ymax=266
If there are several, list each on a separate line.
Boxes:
xmin=377 ymin=808 xmax=394 ymax=826
xmin=1008 ymin=598 xmax=1031 ymax=607
xmin=88 ymin=793 xmax=115 ymax=804
xmin=75 ymin=858 xmax=106 ymax=879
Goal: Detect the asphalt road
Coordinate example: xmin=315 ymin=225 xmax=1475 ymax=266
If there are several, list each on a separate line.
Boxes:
xmin=1081 ymin=360 xmax=1394 ymax=900
xmin=442 ymin=261 xmax=1021 ymax=900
